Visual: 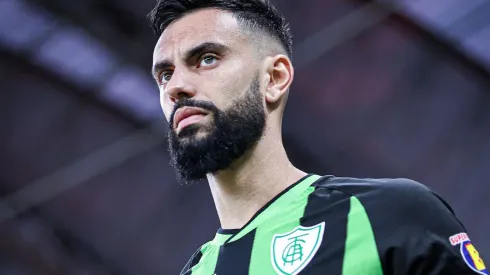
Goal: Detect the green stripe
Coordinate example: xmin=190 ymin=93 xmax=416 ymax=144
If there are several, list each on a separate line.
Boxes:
xmin=191 ymin=233 xmax=232 ymax=274
xmin=247 ymin=175 xmax=321 ymax=274
xmin=213 ymin=233 xmax=232 ymax=245
xmin=229 ymin=174 xmax=321 ymax=243
xmin=343 ymin=196 xmax=383 ymax=275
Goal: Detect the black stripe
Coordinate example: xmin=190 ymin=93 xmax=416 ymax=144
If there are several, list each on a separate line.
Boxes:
xmin=215 ymin=229 xmax=256 ymax=275
xmin=299 ymin=184 xmax=351 ymax=274
xmin=180 ymin=248 xmax=203 ymax=275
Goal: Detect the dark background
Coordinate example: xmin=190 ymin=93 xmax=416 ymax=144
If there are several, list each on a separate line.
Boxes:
xmin=0 ymin=0 xmax=489 ymax=274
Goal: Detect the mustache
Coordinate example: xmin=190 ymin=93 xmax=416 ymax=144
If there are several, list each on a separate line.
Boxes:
xmin=169 ymin=98 xmax=219 ymax=129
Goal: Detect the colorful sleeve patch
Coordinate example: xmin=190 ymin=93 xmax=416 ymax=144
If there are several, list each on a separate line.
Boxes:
xmin=449 ymin=233 xmax=488 ymax=275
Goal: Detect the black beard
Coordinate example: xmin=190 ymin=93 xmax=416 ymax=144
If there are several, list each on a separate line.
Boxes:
xmin=166 ymin=74 xmax=266 ymax=184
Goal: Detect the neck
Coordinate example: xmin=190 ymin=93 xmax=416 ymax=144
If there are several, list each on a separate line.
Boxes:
xmin=207 ymin=132 xmax=307 ymax=230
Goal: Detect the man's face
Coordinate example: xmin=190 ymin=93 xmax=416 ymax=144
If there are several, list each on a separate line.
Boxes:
xmin=152 ymin=9 xmax=267 ymax=183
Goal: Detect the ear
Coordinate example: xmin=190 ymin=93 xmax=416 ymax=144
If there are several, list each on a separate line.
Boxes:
xmin=264 ymin=55 xmax=294 ymax=105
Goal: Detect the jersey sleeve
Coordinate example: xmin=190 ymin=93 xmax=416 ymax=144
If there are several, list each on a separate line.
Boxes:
xmin=364 ymin=179 xmax=487 ymax=275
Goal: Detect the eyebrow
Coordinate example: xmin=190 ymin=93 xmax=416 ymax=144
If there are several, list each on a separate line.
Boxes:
xmin=152 ymin=42 xmax=230 ymax=80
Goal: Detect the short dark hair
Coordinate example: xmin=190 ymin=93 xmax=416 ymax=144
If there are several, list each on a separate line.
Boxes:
xmin=148 ymin=0 xmax=293 ymax=58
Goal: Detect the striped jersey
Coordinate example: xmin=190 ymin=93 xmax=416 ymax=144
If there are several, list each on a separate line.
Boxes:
xmin=180 ymin=174 xmax=487 ymax=275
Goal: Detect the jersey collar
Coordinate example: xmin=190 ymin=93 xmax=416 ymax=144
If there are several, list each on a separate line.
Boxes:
xmin=215 ymin=174 xmax=322 ymax=244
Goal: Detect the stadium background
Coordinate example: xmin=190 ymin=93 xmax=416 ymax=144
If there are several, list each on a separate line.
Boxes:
xmin=0 ymin=0 xmax=489 ymax=274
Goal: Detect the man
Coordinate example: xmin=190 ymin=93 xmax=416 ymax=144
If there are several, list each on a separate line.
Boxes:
xmin=148 ymin=0 xmax=487 ymax=274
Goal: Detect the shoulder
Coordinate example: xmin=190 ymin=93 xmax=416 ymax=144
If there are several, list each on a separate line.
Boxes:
xmin=315 ymin=175 xmax=433 ymax=196
xmin=309 ymin=176 xmax=479 ymax=274
xmin=312 ymin=176 xmax=459 ymax=225
xmin=315 ymin=176 xmax=445 ymax=203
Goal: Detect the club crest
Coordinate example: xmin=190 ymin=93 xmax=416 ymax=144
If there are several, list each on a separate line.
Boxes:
xmin=270 ymin=222 xmax=325 ymax=275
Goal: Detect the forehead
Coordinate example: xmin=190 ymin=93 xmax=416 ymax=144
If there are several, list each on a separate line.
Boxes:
xmin=153 ymin=9 xmax=249 ymax=59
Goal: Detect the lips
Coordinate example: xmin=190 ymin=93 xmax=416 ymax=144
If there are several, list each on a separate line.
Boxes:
xmin=173 ymin=107 xmax=208 ymax=130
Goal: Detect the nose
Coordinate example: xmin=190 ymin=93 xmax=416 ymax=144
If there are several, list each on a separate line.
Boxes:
xmin=164 ymin=69 xmax=196 ymax=103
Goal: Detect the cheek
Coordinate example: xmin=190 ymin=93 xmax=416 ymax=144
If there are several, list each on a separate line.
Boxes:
xmin=210 ymin=88 xmax=235 ymax=110
xmin=160 ymin=90 xmax=173 ymax=121
xmin=204 ymin=54 xmax=255 ymax=108
xmin=209 ymin=78 xmax=245 ymax=109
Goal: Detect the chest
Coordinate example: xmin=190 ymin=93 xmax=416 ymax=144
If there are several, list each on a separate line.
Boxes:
xmin=189 ymin=189 xmax=387 ymax=275
xmin=192 ymin=219 xmax=382 ymax=275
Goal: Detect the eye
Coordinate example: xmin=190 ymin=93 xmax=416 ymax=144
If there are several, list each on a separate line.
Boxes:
xmin=198 ymin=55 xmax=218 ymax=68
xmin=160 ymin=72 xmax=172 ymax=84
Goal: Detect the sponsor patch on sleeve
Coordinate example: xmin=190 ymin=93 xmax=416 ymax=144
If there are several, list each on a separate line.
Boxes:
xmin=449 ymin=233 xmax=488 ymax=274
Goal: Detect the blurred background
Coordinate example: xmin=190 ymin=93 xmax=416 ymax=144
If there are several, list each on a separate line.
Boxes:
xmin=0 ymin=0 xmax=489 ymax=274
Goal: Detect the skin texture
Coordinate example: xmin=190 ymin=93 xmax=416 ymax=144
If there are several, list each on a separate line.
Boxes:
xmin=152 ymin=8 xmax=306 ymax=230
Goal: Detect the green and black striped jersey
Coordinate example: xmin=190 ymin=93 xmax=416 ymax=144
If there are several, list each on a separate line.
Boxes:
xmin=181 ymin=174 xmax=487 ymax=275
